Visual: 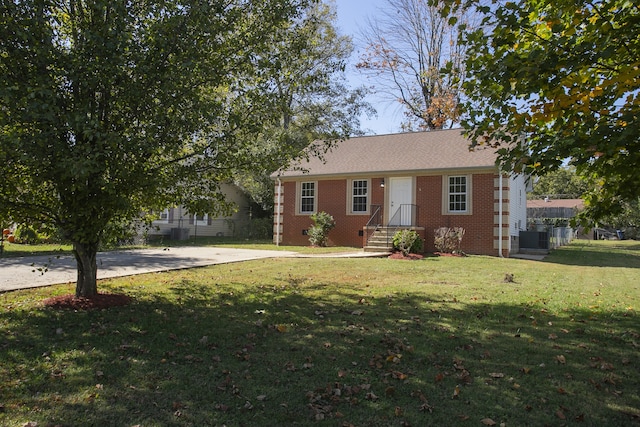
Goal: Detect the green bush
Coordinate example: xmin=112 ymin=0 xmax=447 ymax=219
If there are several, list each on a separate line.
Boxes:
xmin=433 ymin=227 xmax=465 ymax=253
xmin=392 ymin=229 xmax=423 ymax=256
xmin=308 ymin=211 xmax=335 ymax=247
xmin=13 ymin=225 xmax=41 ymax=244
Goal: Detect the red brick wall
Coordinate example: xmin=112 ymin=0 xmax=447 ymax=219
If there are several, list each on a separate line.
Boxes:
xmin=277 ymin=179 xmax=385 ymax=247
xmin=416 ymin=174 xmax=497 ymax=256
xmin=276 ymin=173 xmax=503 ymax=256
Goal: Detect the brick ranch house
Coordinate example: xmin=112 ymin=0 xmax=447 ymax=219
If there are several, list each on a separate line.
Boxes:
xmin=271 ymin=130 xmax=528 ymax=257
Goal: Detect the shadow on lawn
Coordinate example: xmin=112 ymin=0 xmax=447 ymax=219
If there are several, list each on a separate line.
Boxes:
xmin=1 ymin=280 xmax=639 ymax=426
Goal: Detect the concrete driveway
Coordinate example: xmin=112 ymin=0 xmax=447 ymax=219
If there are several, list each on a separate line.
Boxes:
xmin=0 ymin=247 xmax=297 ymax=293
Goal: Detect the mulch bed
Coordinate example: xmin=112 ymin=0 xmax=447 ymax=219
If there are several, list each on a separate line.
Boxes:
xmin=388 ymin=252 xmax=424 ymax=260
xmin=43 ymin=293 xmax=132 ymax=310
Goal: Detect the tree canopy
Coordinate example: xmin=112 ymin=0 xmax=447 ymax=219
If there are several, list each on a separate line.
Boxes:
xmin=455 ymin=0 xmax=639 ymax=224
xmin=0 ymin=0 xmax=315 ymax=296
xmin=529 ymin=166 xmax=589 ymax=200
xmin=233 ymin=1 xmax=374 ymax=210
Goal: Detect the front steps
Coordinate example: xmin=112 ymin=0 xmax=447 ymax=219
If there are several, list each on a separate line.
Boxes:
xmin=363 ymin=227 xmax=395 ymax=252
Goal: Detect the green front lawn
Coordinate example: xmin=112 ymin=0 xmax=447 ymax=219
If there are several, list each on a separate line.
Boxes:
xmin=1 ymin=240 xmax=638 ymax=426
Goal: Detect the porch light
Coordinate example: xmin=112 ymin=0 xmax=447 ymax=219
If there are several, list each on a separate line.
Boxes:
xmin=380 ymin=178 xmax=385 ymax=188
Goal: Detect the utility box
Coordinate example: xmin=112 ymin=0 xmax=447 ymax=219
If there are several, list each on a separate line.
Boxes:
xmin=170 ymin=228 xmax=190 ymax=240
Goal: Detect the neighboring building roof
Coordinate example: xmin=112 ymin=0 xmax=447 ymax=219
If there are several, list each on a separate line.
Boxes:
xmin=274 ymin=129 xmax=499 ymax=179
xmin=527 ymin=199 xmax=584 ymax=210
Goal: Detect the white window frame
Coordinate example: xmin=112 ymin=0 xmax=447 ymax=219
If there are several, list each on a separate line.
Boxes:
xmin=349 ymin=179 xmax=369 ymax=214
xmin=194 ymin=213 xmax=208 ymax=226
xmin=156 ymin=208 xmax=170 ymax=224
xmin=443 ymin=175 xmax=472 ymax=215
xmin=297 ymin=181 xmax=317 ymax=215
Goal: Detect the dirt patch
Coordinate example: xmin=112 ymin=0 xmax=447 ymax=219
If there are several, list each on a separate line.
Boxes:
xmin=388 ymin=252 xmax=424 ymax=260
xmin=43 ymin=293 xmax=132 ymax=310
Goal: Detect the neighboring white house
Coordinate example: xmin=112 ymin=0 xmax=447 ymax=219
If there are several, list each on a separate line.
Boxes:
xmin=145 ymin=183 xmax=250 ymax=240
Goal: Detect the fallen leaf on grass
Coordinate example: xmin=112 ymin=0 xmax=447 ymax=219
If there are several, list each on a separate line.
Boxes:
xmin=481 ymin=418 xmax=497 ymax=426
xmin=556 ymin=355 xmax=566 ymax=364
xmin=489 ymin=373 xmax=505 ymax=378
xmin=452 ymin=385 xmax=461 ymax=399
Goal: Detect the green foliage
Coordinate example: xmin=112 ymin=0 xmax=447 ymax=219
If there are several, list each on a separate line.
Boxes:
xmin=0 ymin=0 xmax=315 ymax=296
xmin=392 ymin=229 xmax=423 ymax=256
xmin=599 ymin=197 xmax=640 ymax=239
xmin=456 ymin=0 xmax=640 ymax=225
xmin=235 ymin=1 xmax=373 ymax=211
xmin=530 ymin=166 xmax=589 ymax=199
xmin=433 ymin=227 xmax=465 ymax=253
xmin=308 ymin=211 xmax=335 ymax=247
xmin=13 ymin=225 xmax=41 ymax=245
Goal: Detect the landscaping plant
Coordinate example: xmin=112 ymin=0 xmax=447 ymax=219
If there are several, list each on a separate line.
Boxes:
xmin=392 ymin=229 xmax=423 ymax=256
xmin=434 ymin=226 xmax=465 ymax=253
xmin=308 ymin=211 xmax=336 ymax=247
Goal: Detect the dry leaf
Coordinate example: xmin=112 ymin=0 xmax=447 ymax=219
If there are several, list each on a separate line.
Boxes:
xmin=276 ymin=324 xmax=287 ymax=333
xmin=452 ymin=385 xmax=460 ymax=399
xmin=556 ymin=355 xmax=566 ymax=364
xmin=489 ymin=372 xmax=505 ymax=378
xmin=481 ymin=418 xmax=497 ymax=425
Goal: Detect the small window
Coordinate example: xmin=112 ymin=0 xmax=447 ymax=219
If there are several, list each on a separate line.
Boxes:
xmin=194 ymin=213 xmax=208 ymax=226
xmin=448 ymin=176 xmax=467 ymax=212
xmin=351 ymin=179 xmax=368 ymax=213
xmin=300 ymin=182 xmax=315 ymax=214
xmin=157 ymin=208 xmax=170 ymax=224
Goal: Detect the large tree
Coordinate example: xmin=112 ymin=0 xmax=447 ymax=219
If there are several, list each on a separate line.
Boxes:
xmin=456 ymin=0 xmax=639 ymax=224
xmin=356 ymin=0 xmax=474 ymax=131
xmin=0 ymin=0 xmax=313 ymax=297
xmin=233 ymin=0 xmax=374 ymax=210
xmin=529 ymin=166 xmax=590 ymax=200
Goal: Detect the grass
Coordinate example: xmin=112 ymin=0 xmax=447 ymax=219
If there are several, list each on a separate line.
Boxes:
xmin=1 ymin=240 xmax=639 ymax=426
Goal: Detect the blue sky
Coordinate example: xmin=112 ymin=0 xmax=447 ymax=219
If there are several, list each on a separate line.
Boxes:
xmin=333 ymin=0 xmax=402 ymax=135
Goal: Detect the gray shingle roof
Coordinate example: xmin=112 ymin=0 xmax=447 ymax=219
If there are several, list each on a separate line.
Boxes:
xmin=275 ymin=129 xmax=499 ymax=178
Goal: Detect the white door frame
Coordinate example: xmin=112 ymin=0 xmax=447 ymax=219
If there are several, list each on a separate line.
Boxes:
xmin=387 ymin=177 xmax=413 ymax=226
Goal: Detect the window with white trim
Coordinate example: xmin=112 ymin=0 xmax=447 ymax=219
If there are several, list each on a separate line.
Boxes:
xmin=194 ymin=213 xmax=208 ymax=226
xmin=300 ymin=182 xmax=316 ymax=214
xmin=157 ymin=208 xmax=170 ymax=223
xmin=351 ymin=179 xmax=368 ymax=213
xmin=448 ymin=175 xmax=468 ymax=212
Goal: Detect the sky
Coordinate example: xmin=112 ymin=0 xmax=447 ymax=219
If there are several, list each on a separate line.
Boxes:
xmin=333 ymin=0 xmax=402 ymax=135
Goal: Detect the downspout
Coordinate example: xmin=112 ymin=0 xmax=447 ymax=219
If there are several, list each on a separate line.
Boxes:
xmin=498 ymin=170 xmax=504 ymax=258
xmin=276 ymin=177 xmax=282 ymax=247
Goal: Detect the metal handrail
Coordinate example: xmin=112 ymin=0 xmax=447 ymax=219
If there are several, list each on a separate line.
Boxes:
xmin=364 ymin=205 xmax=382 ymax=245
xmin=386 ymin=204 xmax=419 ymax=247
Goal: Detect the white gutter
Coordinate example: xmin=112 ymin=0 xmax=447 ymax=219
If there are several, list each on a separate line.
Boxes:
xmin=498 ymin=170 xmax=504 ymax=258
xmin=276 ymin=177 xmax=282 ymax=247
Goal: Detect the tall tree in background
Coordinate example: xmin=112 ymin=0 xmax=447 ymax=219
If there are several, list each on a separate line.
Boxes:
xmin=234 ymin=1 xmax=374 ymax=210
xmin=0 ymin=0 xmax=313 ymax=297
xmin=357 ymin=0 xmax=472 ymax=131
xmin=529 ymin=166 xmax=589 ymax=200
xmin=455 ymin=0 xmax=639 ymax=224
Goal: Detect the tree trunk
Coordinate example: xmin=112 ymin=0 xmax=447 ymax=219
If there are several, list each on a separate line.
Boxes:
xmin=73 ymin=241 xmax=99 ymax=297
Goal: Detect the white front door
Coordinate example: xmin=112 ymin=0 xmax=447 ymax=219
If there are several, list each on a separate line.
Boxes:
xmin=388 ymin=177 xmax=413 ymax=226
